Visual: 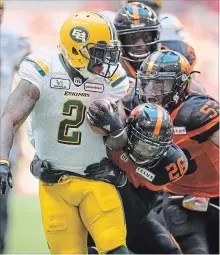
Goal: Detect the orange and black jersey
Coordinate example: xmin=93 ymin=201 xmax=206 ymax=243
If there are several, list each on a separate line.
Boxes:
xmin=164 ymin=93 xmax=219 ymax=197
xmin=107 ymin=143 xmax=188 ymax=191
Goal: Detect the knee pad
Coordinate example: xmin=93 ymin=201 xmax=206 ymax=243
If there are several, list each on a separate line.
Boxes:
xmin=106 ymin=245 xmax=130 ymax=254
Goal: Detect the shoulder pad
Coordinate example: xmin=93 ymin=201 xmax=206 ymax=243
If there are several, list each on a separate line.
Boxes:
xmin=166 ymin=143 xmax=186 ymax=161
xmin=24 ymin=53 xmax=51 ymax=77
xmin=171 ymin=94 xmax=219 ymax=140
xmin=165 ymin=144 xmax=188 ymax=180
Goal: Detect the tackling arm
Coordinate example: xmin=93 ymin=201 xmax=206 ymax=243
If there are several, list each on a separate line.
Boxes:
xmin=0 ymin=79 xmax=40 ymax=160
xmin=106 ymin=100 xmax=128 ymax=150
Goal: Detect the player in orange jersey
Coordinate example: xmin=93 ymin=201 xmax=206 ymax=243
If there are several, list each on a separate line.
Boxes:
xmin=136 ymin=49 xmax=219 ymax=254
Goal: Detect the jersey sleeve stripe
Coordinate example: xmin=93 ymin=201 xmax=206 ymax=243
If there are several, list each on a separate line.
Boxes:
xmin=187 ymin=116 xmax=219 ymax=138
xmin=111 ymin=74 xmax=127 ymax=88
xmin=25 ymin=56 xmax=49 ymax=76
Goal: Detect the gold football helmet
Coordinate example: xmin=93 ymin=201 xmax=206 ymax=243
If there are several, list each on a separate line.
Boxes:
xmin=59 ymin=11 xmax=121 ymax=78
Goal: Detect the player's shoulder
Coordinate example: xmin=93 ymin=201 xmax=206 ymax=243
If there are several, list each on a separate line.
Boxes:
xmin=107 ymin=63 xmax=128 ymax=88
xmin=172 ymin=93 xmax=219 ymax=131
xmin=21 ymin=49 xmax=58 ymax=77
xmin=166 ymin=143 xmax=186 ymax=161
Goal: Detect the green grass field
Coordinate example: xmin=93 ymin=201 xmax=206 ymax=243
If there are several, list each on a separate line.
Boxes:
xmin=6 ymin=192 xmax=50 ymax=254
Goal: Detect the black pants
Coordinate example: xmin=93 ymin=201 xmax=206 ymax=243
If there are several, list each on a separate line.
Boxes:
xmin=88 ymin=182 xmax=182 ymax=253
xmin=0 ymin=189 xmax=9 ymax=254
xmin=162 ymin=191 xmax=219 ymax=254
xmin=89 ymin=182 xmax=182 ymax=254
xmin=129 ymin=214 xmax=181 ymax=254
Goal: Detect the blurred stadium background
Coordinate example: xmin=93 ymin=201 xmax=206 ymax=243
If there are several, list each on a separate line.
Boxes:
xmin=1 ymin=0 xmax=219 ymax=253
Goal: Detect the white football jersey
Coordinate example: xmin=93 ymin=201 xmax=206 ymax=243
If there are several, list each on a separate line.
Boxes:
xmin=0 ymin=25 xmax=30 ymax=115
xmin=19 ymin=51 xmax=129 ymax=174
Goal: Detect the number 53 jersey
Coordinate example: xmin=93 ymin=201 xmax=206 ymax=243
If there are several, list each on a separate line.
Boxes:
xmin=19 ymin=51 xmax=129 ymax=174
xmin=164 ymin=93 xmax=219 ymax=197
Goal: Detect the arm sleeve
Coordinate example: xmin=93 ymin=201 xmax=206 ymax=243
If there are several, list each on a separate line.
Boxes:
xmin=185 ymin=96 xmax=219 ymax=142
xmin=18 ymin=53 xmax=50 ymax=95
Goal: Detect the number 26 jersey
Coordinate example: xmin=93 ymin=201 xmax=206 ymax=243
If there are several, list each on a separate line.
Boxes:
xmin=107 ymin=143 xmax=188 ymax=191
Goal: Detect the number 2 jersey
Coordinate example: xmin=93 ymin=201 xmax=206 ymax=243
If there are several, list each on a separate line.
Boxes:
xmin=107 ymin=143 xmax=188 ymax=191
xmin=164 ymin=93 xmax=219 ymax=197
xmin=19 ymin=50 xmax=129 ymax=174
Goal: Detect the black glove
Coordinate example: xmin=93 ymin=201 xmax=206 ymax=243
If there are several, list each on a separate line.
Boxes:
xmin=87 ymin=101 xmax=124 ymax=135
xmin=30 ymin=154 xmax=66 ymax=183
xmin=84 ymin=158 xmax=127 ymax=187
xmin=0 ymin=163 xmax=13 ymax=194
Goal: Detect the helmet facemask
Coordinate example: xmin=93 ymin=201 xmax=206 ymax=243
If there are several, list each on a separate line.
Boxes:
xmin=119 ymin=29 xmax=160 ymax=63
xmin=80 ymin=40 xmax=121 ymax=78
xmin=136 ymin=71 xmax=190 ymax=108
xmin=127 ymin=123 xmax=171 ymax=166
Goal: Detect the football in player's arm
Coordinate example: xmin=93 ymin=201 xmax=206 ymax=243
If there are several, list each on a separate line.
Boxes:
xmin=87 ymin=102 xmax=186 ymax=254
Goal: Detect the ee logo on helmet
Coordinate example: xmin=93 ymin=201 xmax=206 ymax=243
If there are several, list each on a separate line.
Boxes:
xmin=70 ymin=26 xmax=89 ymax=43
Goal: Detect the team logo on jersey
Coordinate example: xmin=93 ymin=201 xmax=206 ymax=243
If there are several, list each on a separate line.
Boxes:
xmin=173 ymin=126 xmax=187 ymax=135
xmin=84 ymin=82 xmax=104 ymax=93
xmin=135 ymin=167 xmax=155 ymax=182
xmin=64 ymin=91 xmax=90 ymax=97
xmin=70 ymin=26 xmax=89 ymax=43
xmin=50 ymin=78 xmax=70 ymax=90
xmin=73 ymin=77 xmax=83 ymax=87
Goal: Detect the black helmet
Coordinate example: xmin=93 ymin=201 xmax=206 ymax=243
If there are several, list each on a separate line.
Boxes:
xmin=127 ymin=0 xmax=163 ymax=14
xmin=114 ymin=2 xmax=160 ymax=63
xmin=127 ymin=103 xmax=173 ymax=165
xmin=161 ymin=40 xmax=197 ymax=72
xmin=136 ymin=50 xmax=192 ymax=108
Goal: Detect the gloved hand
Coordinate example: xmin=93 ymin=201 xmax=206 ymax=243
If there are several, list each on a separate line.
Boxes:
xmin=84 ymin=158 xmax=127 ymax=187
xmin=87 ymin=101 xmax=124 ymax=135
xmin=0 ymin=162 xmax=13 ymax=194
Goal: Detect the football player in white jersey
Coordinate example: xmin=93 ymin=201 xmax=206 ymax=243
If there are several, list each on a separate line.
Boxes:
xmin=0 ymin=12 xmax=131 ymax=254
xmin=0 ymin=0 xmax=31 ymax=252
